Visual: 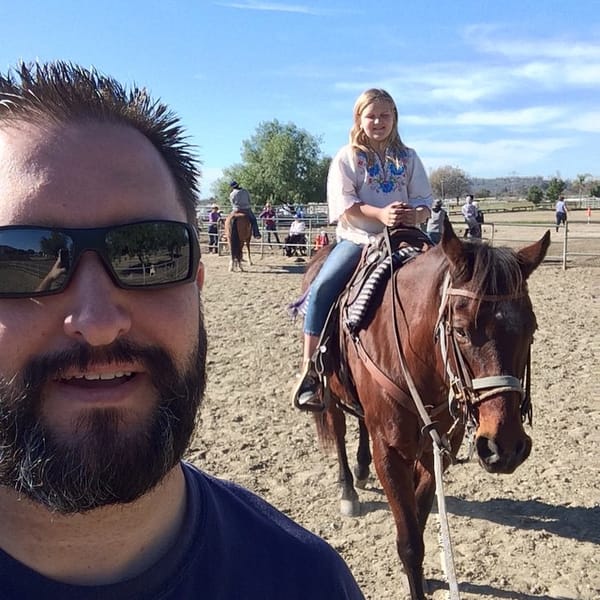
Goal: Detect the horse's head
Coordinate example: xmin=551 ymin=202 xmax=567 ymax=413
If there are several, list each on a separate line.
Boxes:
xmin=439 ymin=220 xmax=550 ymax=473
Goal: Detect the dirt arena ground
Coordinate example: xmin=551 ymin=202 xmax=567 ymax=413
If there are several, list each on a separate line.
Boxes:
xmin=187 ymin=213 xmax=600 ymax=599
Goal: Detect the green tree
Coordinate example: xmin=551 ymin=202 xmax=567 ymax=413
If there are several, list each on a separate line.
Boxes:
xmin=429 ymin=166 xmax=472 ymax=202
xmin=214 ymin=120 xmax=329 ymax=208
xmin=526 ymin=185 xmax=544 ymax=206
xmin=573 ymin=173 xmax=592 ymax=202
xmin=590 ymin=181 xmax=600 ymax=198
xmin=545 ymin=177 xmax=566 ymax=203
xmin=40 ymin=231 xmax=69 ymax=257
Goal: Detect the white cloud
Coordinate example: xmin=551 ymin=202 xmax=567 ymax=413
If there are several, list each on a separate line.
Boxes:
xmin=420 ymin=136 xmax=577 ymax=178
xmin=560 ymin=110 xmax=600 ymax=133
xmin=467 ymin=27 xmax=600 ymax=61
xmin=214 ymin=1 xmax=336 ymax=15
xmin=402 ymin=106 xmax=565 ymax=129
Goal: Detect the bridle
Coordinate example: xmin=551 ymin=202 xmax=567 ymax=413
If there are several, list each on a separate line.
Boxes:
xmin=350 ymin=232 xmax=534 ymax=464
xmin=435 ymin=272 xmax=533 ymax=435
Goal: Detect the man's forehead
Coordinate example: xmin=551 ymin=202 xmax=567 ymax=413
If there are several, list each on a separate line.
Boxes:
xmin=0 ymin=120 xmax=183 ymax=227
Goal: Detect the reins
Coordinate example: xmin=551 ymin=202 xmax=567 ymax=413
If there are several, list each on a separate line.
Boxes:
xmin=359 ymin=227 xmax=534 ymax=600
xmin=380 ymin=228 xmax=461 ymax=599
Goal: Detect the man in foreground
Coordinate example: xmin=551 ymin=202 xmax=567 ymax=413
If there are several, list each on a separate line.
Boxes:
xmin=0 ymin=61 xmax=363 ymax=599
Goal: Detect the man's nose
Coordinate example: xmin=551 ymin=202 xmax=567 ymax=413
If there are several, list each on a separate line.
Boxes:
xmin=62 ymin=253 xmax=132 ymax=346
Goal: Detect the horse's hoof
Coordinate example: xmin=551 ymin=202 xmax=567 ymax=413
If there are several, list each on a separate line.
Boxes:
xmin=354 ymin=477 xmax=368 ymax=490
xmin=340 ymin=498 xmax=360 ymax=517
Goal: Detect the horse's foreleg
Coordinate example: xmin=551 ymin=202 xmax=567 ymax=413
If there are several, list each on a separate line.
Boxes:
xmin=328 ymin=406 xmax=360 ymax=517
xmin=246 ymin=243 xmax=252 ymax=266
xmin=414 ymin=460 xmax=436 ymax=534
xmin=353 ymin=419 xmax=371 ymax=489
xmin=371 ymin=440 xmax=426 ymax=600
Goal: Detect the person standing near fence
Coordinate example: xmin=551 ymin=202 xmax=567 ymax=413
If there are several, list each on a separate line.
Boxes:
xmin=314 ymin=230 xmax=330 ymax=251
xmin=426 ymin=199 xmax=446 ymax=244
xmin=461 ymin=194 xmax=481 ymax=238
xmin=207 ymin=203 xmax=221 ymax=253
xmin=555 ymin=195 xmax=568 ymax=232
xmin=259 ymin=202 xmax=281 ymax=247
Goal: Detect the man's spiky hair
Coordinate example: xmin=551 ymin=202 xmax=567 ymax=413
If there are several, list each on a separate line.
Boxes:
xmin=0 ymin=61 xmax=200 ymax=225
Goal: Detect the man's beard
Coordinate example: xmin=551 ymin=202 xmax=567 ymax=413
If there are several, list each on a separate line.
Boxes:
xmin=0 ymin=323 xmax=206 ymax=514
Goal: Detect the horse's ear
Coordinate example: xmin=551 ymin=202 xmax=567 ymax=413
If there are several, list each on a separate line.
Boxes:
xmin=517 ymin=230 xmax=551 ymax=280
xmin=440 ymin=216 xmax=467 ymax=274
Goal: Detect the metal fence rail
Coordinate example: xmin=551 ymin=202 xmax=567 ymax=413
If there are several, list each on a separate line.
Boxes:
xmin=450 ymin=220 xmax=600 ymax=270
xmin=201 ymin=218 xmax=600 ymax=270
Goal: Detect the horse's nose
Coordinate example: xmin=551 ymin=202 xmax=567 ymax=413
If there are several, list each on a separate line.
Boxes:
xmin=476 ymin=436 xmax=501 ymax=469
xmin=476 ymin=435 xmax=532 ymax=473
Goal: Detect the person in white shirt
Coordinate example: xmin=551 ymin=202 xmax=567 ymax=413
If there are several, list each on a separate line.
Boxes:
xmin=555 ymin=196 xmax=568 ymax=232
xmin=284 ymin=217 xmax=307 ymax=257
xmin=461 ymin=195 xmax=480 ymax=238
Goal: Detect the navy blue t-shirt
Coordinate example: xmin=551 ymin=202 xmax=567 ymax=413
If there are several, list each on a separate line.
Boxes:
xmin=0 ymin=462 xmax=364 ymax=599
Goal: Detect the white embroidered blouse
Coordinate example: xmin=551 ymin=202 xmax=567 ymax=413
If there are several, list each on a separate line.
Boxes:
xmin=327 ymin=144 xmax=433 ymax=245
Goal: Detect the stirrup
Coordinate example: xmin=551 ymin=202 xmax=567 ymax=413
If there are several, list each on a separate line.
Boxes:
xmin=292 ymin=362 xmax=324 ymax=412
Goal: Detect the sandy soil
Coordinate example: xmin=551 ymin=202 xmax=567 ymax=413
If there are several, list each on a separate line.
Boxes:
xmin=186 ymin=219 xmax=600 ymax=600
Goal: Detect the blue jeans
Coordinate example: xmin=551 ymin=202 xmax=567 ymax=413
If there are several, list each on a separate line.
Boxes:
xmin=427 ymin=231 xmax=441 ymax=245
xmin=237 ymin=209 xmax=260 ymax=237
xmin=303 ymin=239 xmax=364 ymax=336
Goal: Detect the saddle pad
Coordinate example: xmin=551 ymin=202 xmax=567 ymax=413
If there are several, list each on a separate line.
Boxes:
xmin=343 ymin=246 xmax=421 ymax=334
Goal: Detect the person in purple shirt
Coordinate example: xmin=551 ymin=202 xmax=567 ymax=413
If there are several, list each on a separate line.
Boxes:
xmin=0 ymin=61 xmax=364 ymax=600
xmin=259 ymin=201 xmax=281 ymax=246
xmin=207 ymin=203 xmax=221 ymax=253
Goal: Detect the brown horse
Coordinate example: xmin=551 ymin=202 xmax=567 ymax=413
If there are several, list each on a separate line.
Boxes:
xmin=301 ymin=221 xmax=550 ymax=599
xmin=225 ymin=212 xmax=252 ymax=272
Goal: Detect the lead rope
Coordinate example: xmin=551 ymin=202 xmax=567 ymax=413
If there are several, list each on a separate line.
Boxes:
xmin=383 ymin=228 xmax=460 ymax=599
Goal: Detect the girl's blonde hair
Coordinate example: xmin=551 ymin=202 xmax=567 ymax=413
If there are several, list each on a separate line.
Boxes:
xmin=349 ymin=88 xmax=405 ymax=166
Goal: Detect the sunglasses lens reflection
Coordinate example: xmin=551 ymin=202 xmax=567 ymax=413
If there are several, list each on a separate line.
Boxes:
xmin=0 ymin=229 xmax=72 ymax=295
xmin=0 ymin=222 xmax=194 ymax=297
xmin=106 ymin=222 xmax=192 ymax=287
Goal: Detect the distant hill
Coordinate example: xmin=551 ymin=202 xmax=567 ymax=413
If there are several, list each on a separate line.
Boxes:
xmin=470 ymin=176 xmax=546 ymax=197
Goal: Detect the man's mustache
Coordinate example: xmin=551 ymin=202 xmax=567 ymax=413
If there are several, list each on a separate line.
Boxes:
xmin=23 ymin=339 xmax=173 ymax=392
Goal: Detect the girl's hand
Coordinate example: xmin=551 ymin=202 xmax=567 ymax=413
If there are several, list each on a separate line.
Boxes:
xmin=380 ymin=202 xmax=417 ymax=227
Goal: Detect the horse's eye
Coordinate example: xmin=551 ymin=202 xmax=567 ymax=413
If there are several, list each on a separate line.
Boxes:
xmin=453 ymin=327 xmax=468 ymax=339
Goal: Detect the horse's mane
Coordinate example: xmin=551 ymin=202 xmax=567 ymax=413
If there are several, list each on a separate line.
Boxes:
xmin=452 ymin=241 xmax=526 ymax=299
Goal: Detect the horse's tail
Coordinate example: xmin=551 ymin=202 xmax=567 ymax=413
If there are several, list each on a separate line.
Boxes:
xmin=227 ymin=216 xmax=242 ymax=262
xmin=313 ymin=408 xmax=340 ymax=454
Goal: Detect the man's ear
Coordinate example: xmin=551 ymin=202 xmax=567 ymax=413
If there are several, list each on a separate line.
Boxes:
xmin=196 ymin=261 xmax=205 ymax=291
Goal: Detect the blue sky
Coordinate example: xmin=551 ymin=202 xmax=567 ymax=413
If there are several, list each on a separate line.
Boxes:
xmin=2 ymin=1 xmax=599 ymax=198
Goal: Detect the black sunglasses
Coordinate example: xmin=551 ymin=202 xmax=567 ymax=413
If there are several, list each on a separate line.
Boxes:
xmin=0 ymin=220 xmax=200 ymax=298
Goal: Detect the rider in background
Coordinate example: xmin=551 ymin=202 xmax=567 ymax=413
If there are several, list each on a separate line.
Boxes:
xmin=229 ymin=181 xmax=261 ymax=239
xmin=292 ymin=88 xmax=432 ymax=411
